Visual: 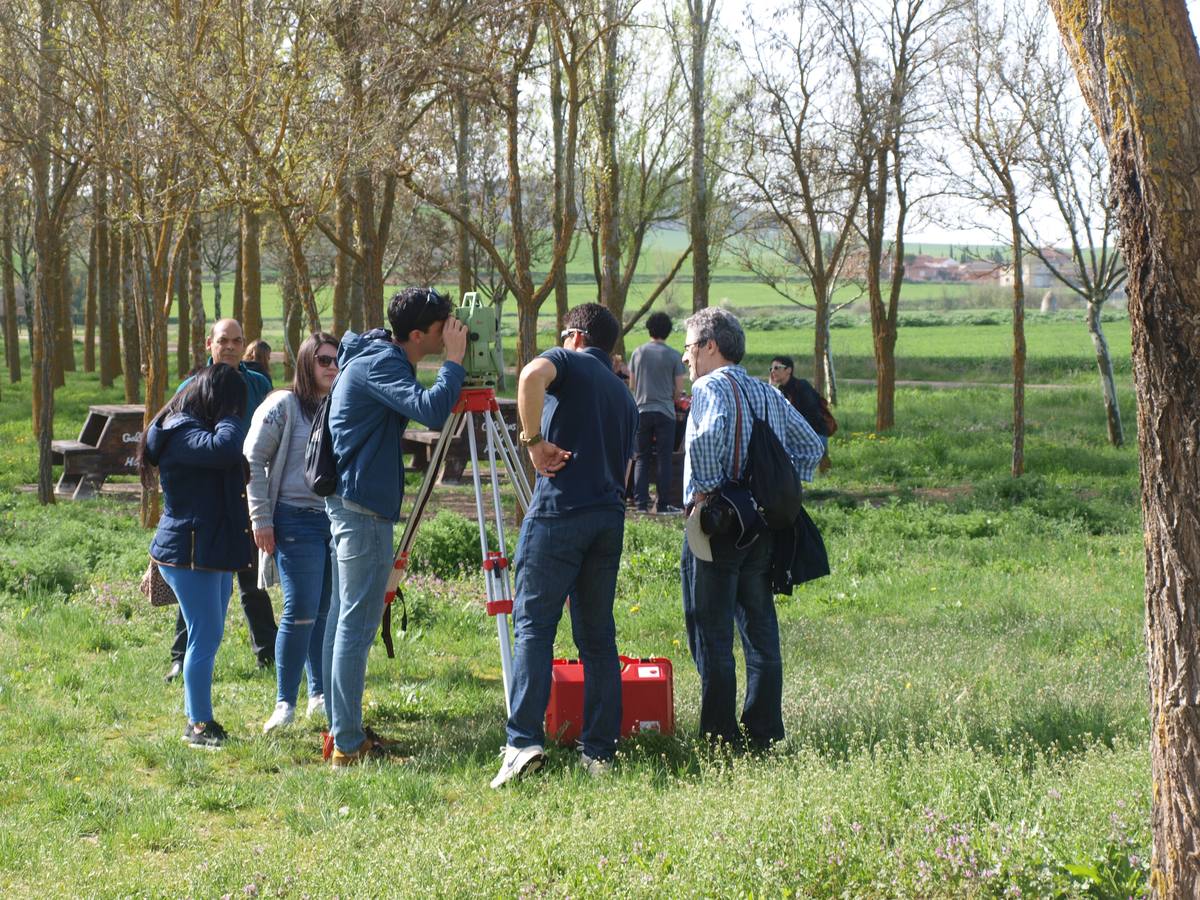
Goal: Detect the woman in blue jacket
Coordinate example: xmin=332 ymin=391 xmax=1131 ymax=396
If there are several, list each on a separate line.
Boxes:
xmin=140 ymin=364 xmax=256 ymax=749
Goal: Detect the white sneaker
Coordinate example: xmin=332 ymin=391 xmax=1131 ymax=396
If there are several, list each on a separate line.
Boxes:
xmin=306 ymin=694 xmax=326 ymax=719
xmin=262 ymin=701 xmax=295 ymax=734
xmin=490 ymin=744 xmax=545 ymax=789
xmin=581 ymin=752 xmax=613 ymax=778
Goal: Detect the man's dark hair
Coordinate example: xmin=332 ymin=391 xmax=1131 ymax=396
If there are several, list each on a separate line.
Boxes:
xmin=646 ymin=311 xmax=673 ymax=340
xmin=388 ymin=287 xmax=452 ymax=341
xmin=564 ymin=302 xmax=620 ymax=354
xmin=771 ymin=355 xmax=794 ymax=370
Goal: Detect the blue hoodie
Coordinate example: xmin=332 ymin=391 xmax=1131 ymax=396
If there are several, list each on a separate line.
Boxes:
xmin=329 ymin=330 xmax=466 ymax=521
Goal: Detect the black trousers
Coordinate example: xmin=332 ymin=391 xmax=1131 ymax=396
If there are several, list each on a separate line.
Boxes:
xmin=171 ymin=558 xmax=277 ymax=664
xmin=634 ymin=411 xmax=676 ymax=508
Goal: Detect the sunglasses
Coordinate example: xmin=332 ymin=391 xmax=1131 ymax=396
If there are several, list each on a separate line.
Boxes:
xmin=315 ymin=354 xmax=338 ymax=368
xmin=560 ymin=328 xmax=590 ymax=343
xmin=770 ymin=364 xmax=789 ymax=371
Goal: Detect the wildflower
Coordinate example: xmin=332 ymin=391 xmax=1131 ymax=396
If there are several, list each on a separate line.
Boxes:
xmin=628 ymin=605 xmax=640 ymax=614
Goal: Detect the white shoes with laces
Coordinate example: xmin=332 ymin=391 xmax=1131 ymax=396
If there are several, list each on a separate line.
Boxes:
xmin=263 ymin=701 xmax=295 ymax=733
xmin=490 ymin=744 xmax=545 ymax=789
xmin=306 ymin=693 xmax=326 ymax=720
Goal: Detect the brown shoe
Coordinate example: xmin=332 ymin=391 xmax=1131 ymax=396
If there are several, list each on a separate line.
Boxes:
xmin=330 ymin=737 xmax=383 ymax=769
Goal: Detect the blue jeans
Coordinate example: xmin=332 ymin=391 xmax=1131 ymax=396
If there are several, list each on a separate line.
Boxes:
xmin=506 ymin=509 xmax=625 ymax=761
xmin=634 ymin=411 xmax=676 ymax=508
xmin=680 ymin=531 xmax=784 ymax=748
xmin=158 ymin=565 xmax=233 ymax=725
xmin=273 ymin=503 xmax=332 ymax=706
xmin=323 ymin=495 xmax=393 ymax=754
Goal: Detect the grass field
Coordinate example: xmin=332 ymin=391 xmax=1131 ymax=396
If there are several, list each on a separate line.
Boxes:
xmin=0 ymin=320 xmax=1151 ymax=897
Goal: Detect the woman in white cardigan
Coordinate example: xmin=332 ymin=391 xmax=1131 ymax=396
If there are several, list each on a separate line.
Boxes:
xmin=245 ymin=332 xmax=340 ymax=732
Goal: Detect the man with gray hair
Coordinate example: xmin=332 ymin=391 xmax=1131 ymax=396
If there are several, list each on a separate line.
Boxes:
xmin=679 ymin=307 xmax=825 ymax=750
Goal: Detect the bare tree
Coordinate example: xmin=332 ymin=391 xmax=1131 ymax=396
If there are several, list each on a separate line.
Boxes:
xmin=199 ymin=203 xmax=238 ymax=322
xmin=581 ymin=7 xmax=693 ymax=351
xmin=1019 ymin=45 xmax=1126 ymax=446
xmin=1 ymin=181 xmax=22 ymax=383
xmin=941 ymin=0 xmax=1040 ymax=476
xmin=1050 ymin=1 xmax=1200 ymax=894
xmin=729 ymin=0 xmax=869 ymax=397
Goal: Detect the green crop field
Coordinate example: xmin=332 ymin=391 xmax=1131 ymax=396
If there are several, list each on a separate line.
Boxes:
xmin=0 ymin=317 xmax=1150 ymax=896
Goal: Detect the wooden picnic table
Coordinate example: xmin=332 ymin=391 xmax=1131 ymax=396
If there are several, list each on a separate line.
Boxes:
xmin=51 ymin=404 xmax=145 ymax=499
xmin=403 ymin=397 xmax=519 ymax=484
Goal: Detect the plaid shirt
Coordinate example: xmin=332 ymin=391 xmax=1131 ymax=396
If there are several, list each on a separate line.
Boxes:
xmin=683 ymin=365 xmax=826 ymax=504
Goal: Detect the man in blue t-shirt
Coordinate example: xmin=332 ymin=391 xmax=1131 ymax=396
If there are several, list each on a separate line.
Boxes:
xmin=491 ymin=303 xmax=639 ymax=788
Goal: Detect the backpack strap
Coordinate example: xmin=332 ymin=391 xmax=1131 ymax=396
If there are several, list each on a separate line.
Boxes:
xmin=722 ymin=371 xmax=746 ymax=480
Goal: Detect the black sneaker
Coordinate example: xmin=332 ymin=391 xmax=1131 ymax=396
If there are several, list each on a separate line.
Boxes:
xmin=182 ymin=720 xmax=228 ymax=750
xmin=655 ymin=504 xmax=684 ymax=516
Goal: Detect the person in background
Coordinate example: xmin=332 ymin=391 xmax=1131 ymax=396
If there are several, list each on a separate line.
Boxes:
xmin=768 ymin=355 xmax=833 ymax=470
xmin=612 ymin=354 xmax=631 ymax=385
xmin=140 ymin=364 xmax=255 ymax=749
xmin=245 ymin=332 xmax=340 ymax=734
xmin=681 ymin=311 xmax=825 ymax=751
xmin=323 ymin=288 xmax=467 ymax=767
xmin=491 ymin=303 xmax=639 ymax=788
xmin=164 ymin=319 xmax=277 ymax=683
xmin=243 ymin=339 xmax=274 ymax=389
xmin=629 ymin=311 xmax=687 ymax=515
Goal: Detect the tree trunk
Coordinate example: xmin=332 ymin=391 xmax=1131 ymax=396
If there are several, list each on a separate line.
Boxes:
xmin=241 ymin=205 xmax=262 ymax=340
xmin=31 ymin=0 xmax=57 ymax=503
xmin=120 ymin=226 xmax=140 ymax=403
xmin=107 ymin=202 xmax=123 ymax=383
xmin=1049 ymin=5 xmax=1200 ymax=894
xmin=454 ymin=90 xmax=473 ymax=299
xmin=1009 ymin=204 xmax=1025 ymax=477
xmin=812 ymin=283 xmax=829 ymax=399
xmin=56 ymin=247 xmax=73 ymax=380
xmin=1085 ymin=299 xmax=1123 ymax=447
xmin=332 ymin=177 xmax=354 ymax=335
xmin=84 ymin=224 xmax=97 ymax=372
xmin=688 ymin=0 xmax=711 ymax=313
xmin=2 ymin=198 xmax=20 ymax=383
xmin=175 ymin=247 xmax=189 ymax=378
xmin=597 ymin=0 xmax=622 ymax=344
xmin=550 ymin=56 xmax=569 ymax=334
xmin=350 ymin=257 xmax=364 ymax=333
xmin=232 ymin=225 xmax=243 ymax=323
xmin=96 ymin=171 xmax=116 ymax=387
xmin=822 ymin=320 xmax=837 ymax=405
xmin=188 ymin=215 xmax=205 ymax=370
xmin=281 ymin=257 xmax=300 ymax=382
xmin=354 ymin=170 xmax=383 ymax=326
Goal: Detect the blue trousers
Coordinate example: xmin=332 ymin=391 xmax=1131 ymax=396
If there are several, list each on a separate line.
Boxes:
xmin=506 ymin=509 xmax=625 ymax=761
xmin=680 ymin=531 xmax=784 ymax=748
xmin=273 ymin=503 xmax=332 ymax=706
xmin=158 ymin=565 xmax=233 ymax=725
xmin=323 ymin=495 xmax=393 ymax=755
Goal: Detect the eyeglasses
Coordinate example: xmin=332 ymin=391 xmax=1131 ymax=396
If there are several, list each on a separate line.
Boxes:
xmin=315 ymin=354 xmax=338 ymax=368
xmin=560 ymin=328 xmax=590 ymax=343
xmin=683 ymin=338 xmax=708 ymax=354
xmin=770 ymin=364 xmax=789 ymax=372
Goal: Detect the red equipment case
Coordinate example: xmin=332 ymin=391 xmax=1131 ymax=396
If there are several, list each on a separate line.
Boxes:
xmin=545 ymin=655 xmax=674 ymax=745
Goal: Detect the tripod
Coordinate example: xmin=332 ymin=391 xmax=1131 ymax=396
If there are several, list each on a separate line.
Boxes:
xmin=384 ymin=387 xmax=533 ymax=715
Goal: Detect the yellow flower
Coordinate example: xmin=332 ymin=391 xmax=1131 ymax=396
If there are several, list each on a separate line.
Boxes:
xmin=628 ymin=605 xmax=640 ymax=614
xmin=672 ymin=639 xmax=681 ymax=648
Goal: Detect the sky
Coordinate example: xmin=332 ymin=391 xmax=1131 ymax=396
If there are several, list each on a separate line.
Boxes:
xmin=714 ymin=2 xmax=1200 ymax=249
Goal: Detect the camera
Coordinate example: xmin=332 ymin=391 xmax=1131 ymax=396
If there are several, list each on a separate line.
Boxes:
xmin=454 ymin=292 xmax=505 ymax=387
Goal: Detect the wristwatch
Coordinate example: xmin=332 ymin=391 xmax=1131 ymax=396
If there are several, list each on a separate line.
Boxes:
xmin=519 ymin=431 xmax=543 ymax=447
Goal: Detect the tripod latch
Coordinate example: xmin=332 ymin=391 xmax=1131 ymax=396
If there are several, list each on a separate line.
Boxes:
xmin=482 ymin=551 xmax=510 ymax=571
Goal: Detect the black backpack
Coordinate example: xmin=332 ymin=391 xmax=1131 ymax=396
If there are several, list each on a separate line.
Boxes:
xmin=304 ymin=392 xmax=338 ymax=497
xmin=724 ymin=373 xmax=804 ymax=530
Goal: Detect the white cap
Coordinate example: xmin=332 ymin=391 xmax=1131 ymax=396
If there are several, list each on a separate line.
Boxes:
xmin=686 ymin=500 xmax=714 ymax=562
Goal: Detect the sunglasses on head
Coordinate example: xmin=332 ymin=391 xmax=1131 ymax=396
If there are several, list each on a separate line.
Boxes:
xmin=560 ymin=328 xmax=590 ymax=343
xmin=315 ymin=354 xmax=338 ymax=368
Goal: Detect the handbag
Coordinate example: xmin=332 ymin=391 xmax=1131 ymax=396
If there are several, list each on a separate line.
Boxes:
xmin=139 ymin=560 xmax=178 ymax=607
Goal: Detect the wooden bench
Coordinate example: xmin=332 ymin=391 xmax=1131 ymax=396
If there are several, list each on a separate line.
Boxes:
xmin=403 ymin=398 xmax=519 ymax=485
xmin=51 ymin=404 xmax=145 ymax=499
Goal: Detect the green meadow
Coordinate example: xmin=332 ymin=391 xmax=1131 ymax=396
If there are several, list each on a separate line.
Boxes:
xmin=0 ymin=311 xmax=1150 ymax=897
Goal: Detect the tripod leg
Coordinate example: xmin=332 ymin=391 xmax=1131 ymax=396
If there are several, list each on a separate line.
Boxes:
xmin=467 ymin=412 xmax=515 ymax=715
xmin=487 ymin=408 xmax=531 ymax=511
